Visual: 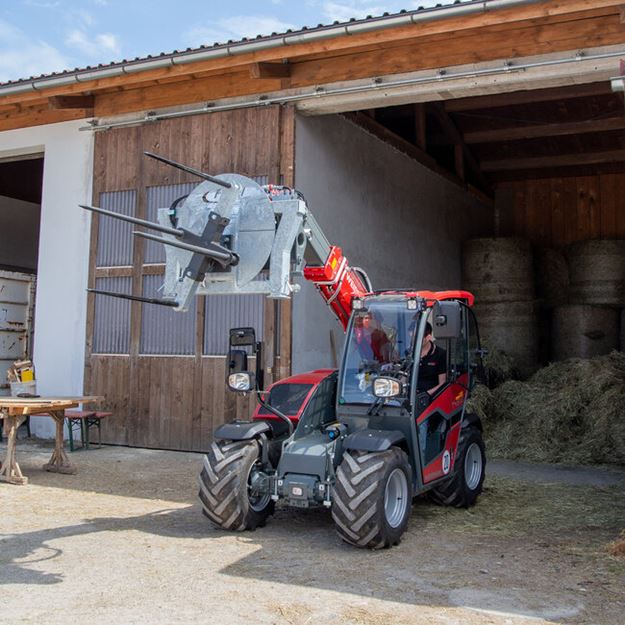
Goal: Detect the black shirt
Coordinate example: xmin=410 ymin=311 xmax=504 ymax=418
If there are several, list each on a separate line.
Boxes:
xmin=417 ymin=342 xmax=447 ymax=393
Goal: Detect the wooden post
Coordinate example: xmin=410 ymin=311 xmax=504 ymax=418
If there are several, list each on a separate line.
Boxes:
xmin=42 ymin=410 xmax=77 ymax=475
xmin=0 ymin=414 xmax=28 ymax=485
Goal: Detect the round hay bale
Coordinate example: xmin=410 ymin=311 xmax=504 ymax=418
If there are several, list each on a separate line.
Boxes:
xmin=567 ymin=239 xmax=625 ymax=306
xmin=551 ymin=305 xmax=620 ymax=361
xmin=463 ymin=237 xmax=534 ymax=303
xmin=534 ymin=247 xmax=569 ymax=308
xmin=473 ymin=301 xmax=539 ymax=379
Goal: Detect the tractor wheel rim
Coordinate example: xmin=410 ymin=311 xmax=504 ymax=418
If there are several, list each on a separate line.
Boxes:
xmin=464 ymin=442 xmax=483 ymax=491
xmin=248 ymin=464 xmax=271 ymax=512
xmin=384 ymin=468 xmax=409 ymax=528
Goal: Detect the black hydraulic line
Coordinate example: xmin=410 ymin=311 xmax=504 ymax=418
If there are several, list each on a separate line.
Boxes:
xmin=144 ymin=152 xmax=232 ymax=189
xmin=133 ymin=231 xmax=239 ymax=266
xmin=87 ymin=288 xmax=178 ymax=307
xmin=255 ymin=389 xmax=294 ymax=436
xmin=81 ymin=204 xmax=183 ymax=237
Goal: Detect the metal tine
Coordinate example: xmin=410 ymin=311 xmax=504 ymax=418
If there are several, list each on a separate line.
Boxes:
xmin=81 ymin=204 xmax=183 ymax=237
xmin=144 ymin=151 xmax=232 ymax=189
xmin=87 ymin=288 xmax=178 ymax=307
xmin=133 ymin=231 xmax=237 ymax=265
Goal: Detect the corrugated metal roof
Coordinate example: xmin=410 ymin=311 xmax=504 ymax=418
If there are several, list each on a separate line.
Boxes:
xmin=0 ymin=1 xmax=508 ymax=88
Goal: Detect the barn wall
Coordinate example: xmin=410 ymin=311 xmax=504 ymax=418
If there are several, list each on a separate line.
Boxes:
xmin=84 ymin=106 xmax=293 ymax=451
xmin=497 ymin=174 xmax=625 ymax=247
xmin=0 ymin=120 xmax=94 ymax=438
xmin=293 ymin=113 xmax=493 ymax=373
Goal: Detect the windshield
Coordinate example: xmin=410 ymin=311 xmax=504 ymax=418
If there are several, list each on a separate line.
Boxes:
xmin=339 ymin=301 xmax=420 ymax=405
xmin=258 ymin=383 xmax=313 ymax=416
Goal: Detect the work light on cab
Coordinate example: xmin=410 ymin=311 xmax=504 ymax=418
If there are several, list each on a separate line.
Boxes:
xmin=373 ymin=377 xmax=401 ymax=398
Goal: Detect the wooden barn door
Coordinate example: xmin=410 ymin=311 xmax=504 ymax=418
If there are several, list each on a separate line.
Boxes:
xmin=84 ymin=106 xmax=294 ymax=451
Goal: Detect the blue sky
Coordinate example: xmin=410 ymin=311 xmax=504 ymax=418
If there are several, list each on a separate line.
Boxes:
xmin=1 ymin=0 xmax=444 ymax=83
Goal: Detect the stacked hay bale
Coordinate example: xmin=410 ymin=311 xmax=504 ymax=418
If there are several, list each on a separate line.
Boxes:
xmin=463 ymin=238 xmax=538 ymax=382
xmin=551 ymin=240 xmax=625 ymax=360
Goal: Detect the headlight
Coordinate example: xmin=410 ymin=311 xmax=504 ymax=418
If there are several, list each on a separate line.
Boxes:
xmin=228 ymin=372 xmax=253 ymax=392
xmin=373 ymin=377 xmax=401 ymax=398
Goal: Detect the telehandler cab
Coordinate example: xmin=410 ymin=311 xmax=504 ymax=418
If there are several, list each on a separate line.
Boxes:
xmin=84 ymin=152 xmax=486 ymax=549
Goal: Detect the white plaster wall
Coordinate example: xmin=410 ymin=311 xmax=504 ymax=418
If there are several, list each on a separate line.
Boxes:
xmin=293 ymin=114 xmax=493 ymax=372
xmin=0 ymin=120 xmax=94 ymax=437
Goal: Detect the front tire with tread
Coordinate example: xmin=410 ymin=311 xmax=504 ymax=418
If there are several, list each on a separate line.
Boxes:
xmin=332 ymin=446 xmax=413 ymax=549
xmin=198 ymin=439 xmax=274 ymax=531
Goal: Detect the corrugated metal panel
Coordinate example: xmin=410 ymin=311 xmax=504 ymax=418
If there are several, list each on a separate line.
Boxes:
xmin=204 ymin=294 xmax=265 ymax=355
xmin=140 ymin=274 xmax=196 ymax=354
xmin=145 ymin=183 xmax=197 ymax=263
xmin=96 ymin=190 xmax=136 ymax=267
xmin=93 ymin=277 xmax=131 ymax=353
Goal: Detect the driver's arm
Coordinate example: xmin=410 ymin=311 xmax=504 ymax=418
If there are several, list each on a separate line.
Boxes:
xmin=427 ymin=372 xmax=447 ymax=396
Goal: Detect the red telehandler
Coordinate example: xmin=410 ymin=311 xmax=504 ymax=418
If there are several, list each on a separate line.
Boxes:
xmin=84 ymin=152 xmax=487 ymax=549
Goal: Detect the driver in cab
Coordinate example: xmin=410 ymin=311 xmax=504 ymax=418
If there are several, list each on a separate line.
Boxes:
xmin=417 ymin=322 xmax=447 ymax=398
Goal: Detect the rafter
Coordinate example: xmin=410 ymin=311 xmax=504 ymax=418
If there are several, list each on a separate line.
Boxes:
xmin=482 ymin=149 xmax=625 ymax=172
xmin=463 ymin=115 xmax=625 ymax=143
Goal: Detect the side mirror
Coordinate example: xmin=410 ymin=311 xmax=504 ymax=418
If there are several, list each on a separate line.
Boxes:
xmin=228 ymin=372 xmax=256 ymax=393
xmin=373 ymin=376 xmax=401 ymax=398
xmin=432 ymin=301 xmax=462 ymax=339
xmin=228 ymin=349 xmax=248 ymax=374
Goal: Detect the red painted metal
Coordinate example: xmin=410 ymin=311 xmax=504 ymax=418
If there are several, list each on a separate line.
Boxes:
xmin=252 ymin=369 xmax=336 ymax=424
xmin=303 ymin=246 xmax=370 ymax=330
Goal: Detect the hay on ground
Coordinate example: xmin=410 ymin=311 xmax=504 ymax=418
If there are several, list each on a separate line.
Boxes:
xmin=481 ymin=348 xmax=520 ymax=388
xmin=465 ymin=383 xmax=492 ymax=423
xmin=484 ymin=351 xmax=625 ymax=465
xmin=608 ymin=531 xmax=625 ymax=559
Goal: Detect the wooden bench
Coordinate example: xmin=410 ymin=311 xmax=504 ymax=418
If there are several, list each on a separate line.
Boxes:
xmin=65 ymin=410 xmax=112 ymax=451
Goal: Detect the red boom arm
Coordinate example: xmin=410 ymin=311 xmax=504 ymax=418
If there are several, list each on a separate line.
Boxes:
xmin=303 ymin=246 xmax=370 ymax=331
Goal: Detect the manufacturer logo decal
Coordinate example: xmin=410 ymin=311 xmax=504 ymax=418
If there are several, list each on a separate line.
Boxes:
xmin=442 ymin=450 xmax=451 ymax=475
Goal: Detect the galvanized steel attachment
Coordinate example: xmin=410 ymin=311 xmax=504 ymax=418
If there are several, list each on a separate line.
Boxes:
xmin=82 ymin=152 xmax=329 ymax=311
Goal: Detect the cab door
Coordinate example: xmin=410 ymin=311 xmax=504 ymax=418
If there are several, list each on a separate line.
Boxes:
xmin=415 ymin=302 xmax=469 ymax=484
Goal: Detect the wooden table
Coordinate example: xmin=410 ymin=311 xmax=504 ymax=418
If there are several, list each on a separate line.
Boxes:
xmin=0 ymin=396 xmax=103 ymax=485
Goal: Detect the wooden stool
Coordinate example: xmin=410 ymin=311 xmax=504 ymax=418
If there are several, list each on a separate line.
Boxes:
xmin=65 ymin=410 xmax=112 ymax=450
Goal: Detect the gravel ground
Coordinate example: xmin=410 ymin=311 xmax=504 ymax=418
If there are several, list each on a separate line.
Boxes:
xmin=1 ymin=440 xmax=624 ymax=625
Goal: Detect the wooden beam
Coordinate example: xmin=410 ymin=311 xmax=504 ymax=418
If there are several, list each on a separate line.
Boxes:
xmin=454 ymin=143 xmax=465 ymax=182
xmin=464 ymin=115 xmax=625 ymax=143
xmin=0 ymin=3 xmax=623 ymax=114
xmin=490 ymin=160 xmax=625 ymax=182
xmin=342 ymin=111 xmax=466 ymax=191
xmin=250 ymin=62 xmax=290 ymax=79
xmin=482 ymin=150 xmax=625 ymax=172
xmin=429 ymin=102 xmax=491 ymax=193
xmin=445 ymin=82 xmax=614 ymax=112
xmin=414 ymin=103 xmax=427 ymax=150
xmin=48 ymin=95 xmax=94 ymax=109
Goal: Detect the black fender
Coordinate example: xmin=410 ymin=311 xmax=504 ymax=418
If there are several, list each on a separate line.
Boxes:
xmin=343 ymin=429 xmax=406 ymax=453
xmin=214 ymin=420 xmax=271 ymax=441
xmin=462 ymin=412 xmax=483 ymax=432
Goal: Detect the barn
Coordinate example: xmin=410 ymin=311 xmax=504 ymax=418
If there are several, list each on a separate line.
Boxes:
xmin=1 ymin=0 xmax=624 ymax=450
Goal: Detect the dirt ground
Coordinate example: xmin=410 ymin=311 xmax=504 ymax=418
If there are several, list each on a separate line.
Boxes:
xmin=1 ymin=441 xmax=624 ymax=625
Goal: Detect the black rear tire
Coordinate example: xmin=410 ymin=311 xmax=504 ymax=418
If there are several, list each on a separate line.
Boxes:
xmin=332 ymin=446 xmax=413 ymax=549
xmin=198 ymin=439 xmax=274 ymax=531
xmin=428 ymin=426 xmax=486 ymax=508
